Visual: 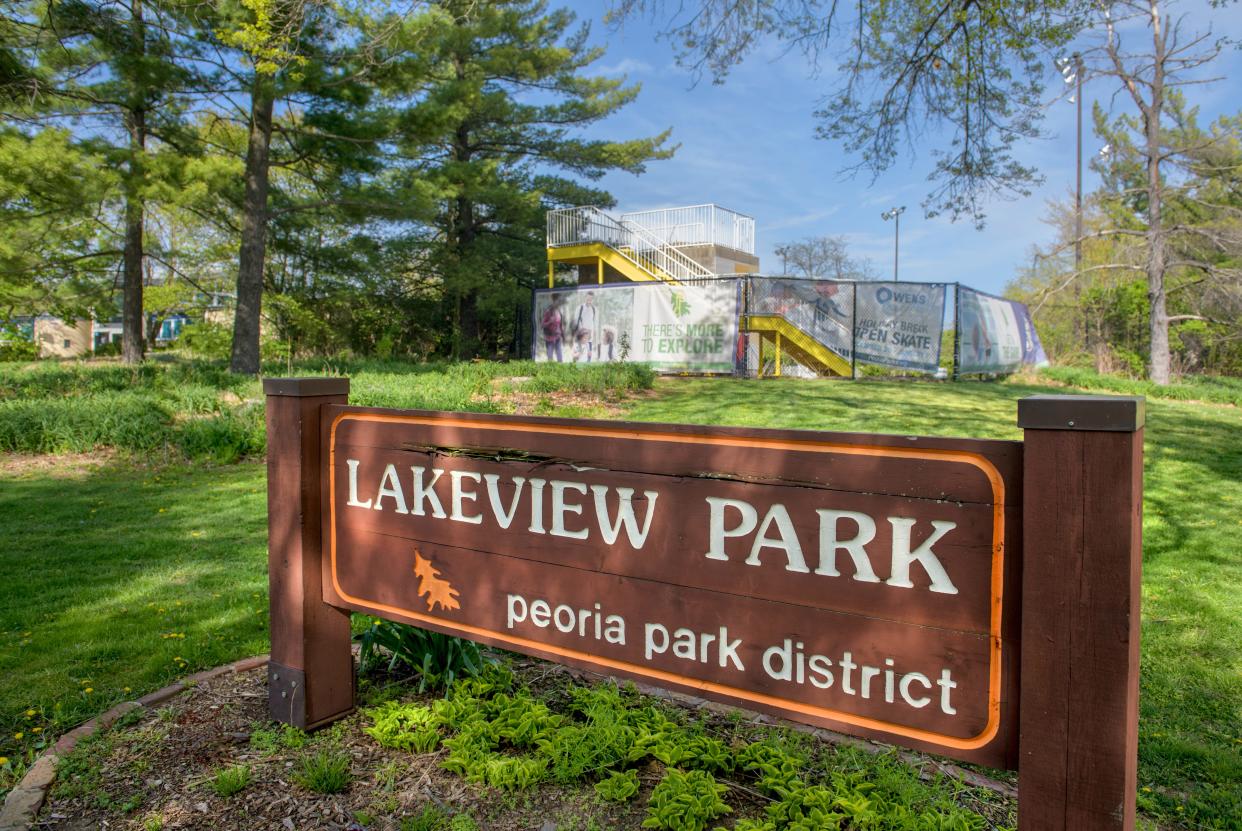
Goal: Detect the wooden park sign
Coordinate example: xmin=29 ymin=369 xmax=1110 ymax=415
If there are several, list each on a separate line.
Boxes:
xmin=264 ymin=378 xmax=1145 ymax=830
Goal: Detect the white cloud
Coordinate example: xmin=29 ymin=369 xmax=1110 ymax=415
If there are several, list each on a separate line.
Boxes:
xmin=597 ymin=58 xmax=654 ymax=76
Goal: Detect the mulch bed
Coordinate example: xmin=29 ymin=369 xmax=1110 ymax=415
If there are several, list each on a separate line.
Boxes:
xmin=36 ymin=661 xmax=1016 ymax=831
xmin=34 ymin=665 xmax=690 ymax=831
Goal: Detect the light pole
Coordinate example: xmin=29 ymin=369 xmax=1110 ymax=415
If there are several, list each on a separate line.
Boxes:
xmin=775 ymin=245 xmax=790 ymax=276
xmin=880 ymin=206 xmax=906 ymax=281
xmin=1056 ymin=53 xmax=1084 ymax=273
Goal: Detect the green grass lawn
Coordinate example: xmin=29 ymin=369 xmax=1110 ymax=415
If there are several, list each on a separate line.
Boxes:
xmin=628 ymin=376 xmax=1242 ymax=828
xmin=0 ymin=460 xmax=269 ymax=753
xmin=1 ymin=361 xmax=1239 ymax=828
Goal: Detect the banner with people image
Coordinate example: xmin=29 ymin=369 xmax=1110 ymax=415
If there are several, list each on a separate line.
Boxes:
xmin=533 ymin=281 xmax=740 ymax=373
xmin=955 ymin=286 xmax=1048 ymax=375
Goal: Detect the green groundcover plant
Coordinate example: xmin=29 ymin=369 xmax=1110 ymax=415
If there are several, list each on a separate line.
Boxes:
xmin=361 ymin=667 xmax=1000 ymax=830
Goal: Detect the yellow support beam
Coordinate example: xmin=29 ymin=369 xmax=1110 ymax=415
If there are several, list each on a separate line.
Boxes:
xmin=547 ymin=260 xmax=554 ymax=288
xmin=546 ymin=242 xmax=676 ymax=284
xmin=775 ymin=331 xmax=782 ymax=377
xmin=746 ymin=315 xmax=852 ymax=377
xmin=597 ymin=258 xmax=603 ymax=284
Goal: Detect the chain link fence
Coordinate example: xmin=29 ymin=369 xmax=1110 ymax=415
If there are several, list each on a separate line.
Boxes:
xmin=532 ymin=275 xmax=1044 ymax=378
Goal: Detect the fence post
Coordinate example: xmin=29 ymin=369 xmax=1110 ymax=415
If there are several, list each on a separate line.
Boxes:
xmin=1017 ymin=395 xmax=1144 ymax=831
xmin=850 ymin=282 xmax=858 ymax=380
xmin=264 ymin=377 xmax=355 ymax=729
xmin=951 ymin=282 xmax=961 ymax=381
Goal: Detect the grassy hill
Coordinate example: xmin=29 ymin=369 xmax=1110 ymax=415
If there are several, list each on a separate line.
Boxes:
xmin=1 ymin=360 xmax=1237 ymax=828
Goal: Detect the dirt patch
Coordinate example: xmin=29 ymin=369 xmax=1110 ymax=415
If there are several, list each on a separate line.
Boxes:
xmin=471 ymin=380 xmax=633 ymax=419
xmin=0 ymin=450 xmax=118 ymax=479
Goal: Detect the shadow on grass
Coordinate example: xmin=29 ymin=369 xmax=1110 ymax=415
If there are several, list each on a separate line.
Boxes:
xmin=0 ymin=457 xmax=270 ymax=775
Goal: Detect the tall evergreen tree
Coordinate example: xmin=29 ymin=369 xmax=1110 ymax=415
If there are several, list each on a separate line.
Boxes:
xmin=212 ymin=0 xmax=424 ymax=373
xmin=381 ymin=0 xmax=674 ymax=358
xmin=4 ymin=0 xmax=204 ymax=362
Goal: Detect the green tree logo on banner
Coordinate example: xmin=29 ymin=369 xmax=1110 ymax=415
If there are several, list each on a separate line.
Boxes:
xmin=671 ymin=291 xmax=692 ymax=318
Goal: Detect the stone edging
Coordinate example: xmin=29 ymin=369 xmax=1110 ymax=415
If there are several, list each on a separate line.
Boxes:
xmin=0 ymin=655 xmax=270 ymax=831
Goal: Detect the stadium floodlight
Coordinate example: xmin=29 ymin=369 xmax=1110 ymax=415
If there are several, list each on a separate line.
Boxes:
xmin=880 ymin=206 xmax=907 ymax=281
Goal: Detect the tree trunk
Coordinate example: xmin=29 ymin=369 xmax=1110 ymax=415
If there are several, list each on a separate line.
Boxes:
xmin=448 ymin=58 xmax=481 ymax=359
xmin=121 ymin=0 xmax=146 ymax=365
xmin=147 ymin=312 xmax=165 ymax=347
xmin=121 ymin=184 xmax=144 ymax=363
xmin=1145 ymin=0 xmax=1171 ymax=385
xmin=448 ymin=188 xmax=480 ymax=359
xmin=230 ymin=78 xmax=276 ymax=375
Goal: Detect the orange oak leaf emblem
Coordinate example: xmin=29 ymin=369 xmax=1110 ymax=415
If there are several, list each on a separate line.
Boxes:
xmin=413 ymin=551 xmax=460 ymax=612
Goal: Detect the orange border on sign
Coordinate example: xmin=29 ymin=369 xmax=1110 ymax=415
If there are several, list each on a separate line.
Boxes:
xmin=327 ymin=411 xmax=1007 ymax=752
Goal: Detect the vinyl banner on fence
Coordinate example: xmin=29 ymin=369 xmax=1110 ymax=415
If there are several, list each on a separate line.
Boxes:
xmin=956 ymin=287 xmax=1049 ymax=375
xmin=533 ymin=281 xmax=739 ymax=373
xmin=853 ymin=282 xmax=947 ymax=372
xmin=748 ymin=278 xmax=856 ymax=359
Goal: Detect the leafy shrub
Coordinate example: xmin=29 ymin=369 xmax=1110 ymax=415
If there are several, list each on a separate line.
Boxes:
xmin=595 ymin=768 xmax=640 ymax=802
xmin=364 ymin=701 xmax=442 ymax=753
xmin=447 ymin=815 xmax=477 ymax=831
xmin=177 ymin=322 xmax=232 ymax=361
xmin=173 ymin=405 xmax=265 ymax=462
xmin=360 ymin=671 xmax=1002 ymax=829
xmin=294 ymin=749 xmax=352 ymax=794
xmin=642 ymin=769 xmax=731 ymax=831
xmin=0 ymin=334 xmax=37 ymax=362
xmin=208 ymin=764 xmax=250 ymax=797
xmin=736 ymin=741 xmax=806 ymax=796
xmin=0 ymin=393 xmax=172 ymax=453
xmin=356 ymin=619 xmax=493 ymax=692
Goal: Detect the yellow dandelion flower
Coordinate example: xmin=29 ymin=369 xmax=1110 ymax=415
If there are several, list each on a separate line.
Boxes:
xmin=25 ymin=709 xmax=35 ymax=717
xmin=0 ymin=756 xmax=9 ymax=766
xmin=123 ymin=687 xmax=131 ymax=693
xmin=13 ymin=732 xmax=23 ymax=740
xmin=32 ymin=727 xmax=41 ymax=733
xmin=83 ymin=687 xmax=93 ymax=694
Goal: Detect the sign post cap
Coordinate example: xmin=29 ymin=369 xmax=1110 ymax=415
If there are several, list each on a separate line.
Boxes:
xmin=1017 ymin=394 xmax=1144 ymax=432
xmin=262 ymin=377 xmax=350 ymax=398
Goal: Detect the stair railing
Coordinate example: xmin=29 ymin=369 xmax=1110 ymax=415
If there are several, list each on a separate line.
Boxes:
xmin=547 ymin=206 xmax=715 ymax=284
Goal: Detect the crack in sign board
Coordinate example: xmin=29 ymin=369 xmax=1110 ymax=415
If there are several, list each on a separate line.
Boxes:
xmin=322 ymin=408 xmax=1019 ymax=767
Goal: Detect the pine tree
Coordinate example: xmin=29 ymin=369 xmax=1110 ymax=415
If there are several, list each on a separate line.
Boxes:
xmin=380 ymin=0 xmax=674 ymax=357
xmin=5 ymin=0 xmax=206 ymax=362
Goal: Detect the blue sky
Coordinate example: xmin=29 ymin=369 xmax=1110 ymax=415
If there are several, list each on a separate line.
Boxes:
xmin=572 ymin=0 xmax=1242 ymax=296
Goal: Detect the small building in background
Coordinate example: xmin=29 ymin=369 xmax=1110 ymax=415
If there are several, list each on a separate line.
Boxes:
xmin=34 ymin=316 xmax=93 ymax=358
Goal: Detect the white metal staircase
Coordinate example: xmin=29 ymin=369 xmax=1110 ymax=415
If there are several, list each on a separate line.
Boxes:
xmin=547 ymin=206 xmax=730 ymax=284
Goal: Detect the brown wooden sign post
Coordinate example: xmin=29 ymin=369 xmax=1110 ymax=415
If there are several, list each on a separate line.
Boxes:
xmin=1018 ymin=395 xmax=1144 ymax=830
xmin=263 ymin=380 xmax=1143 ymax=829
